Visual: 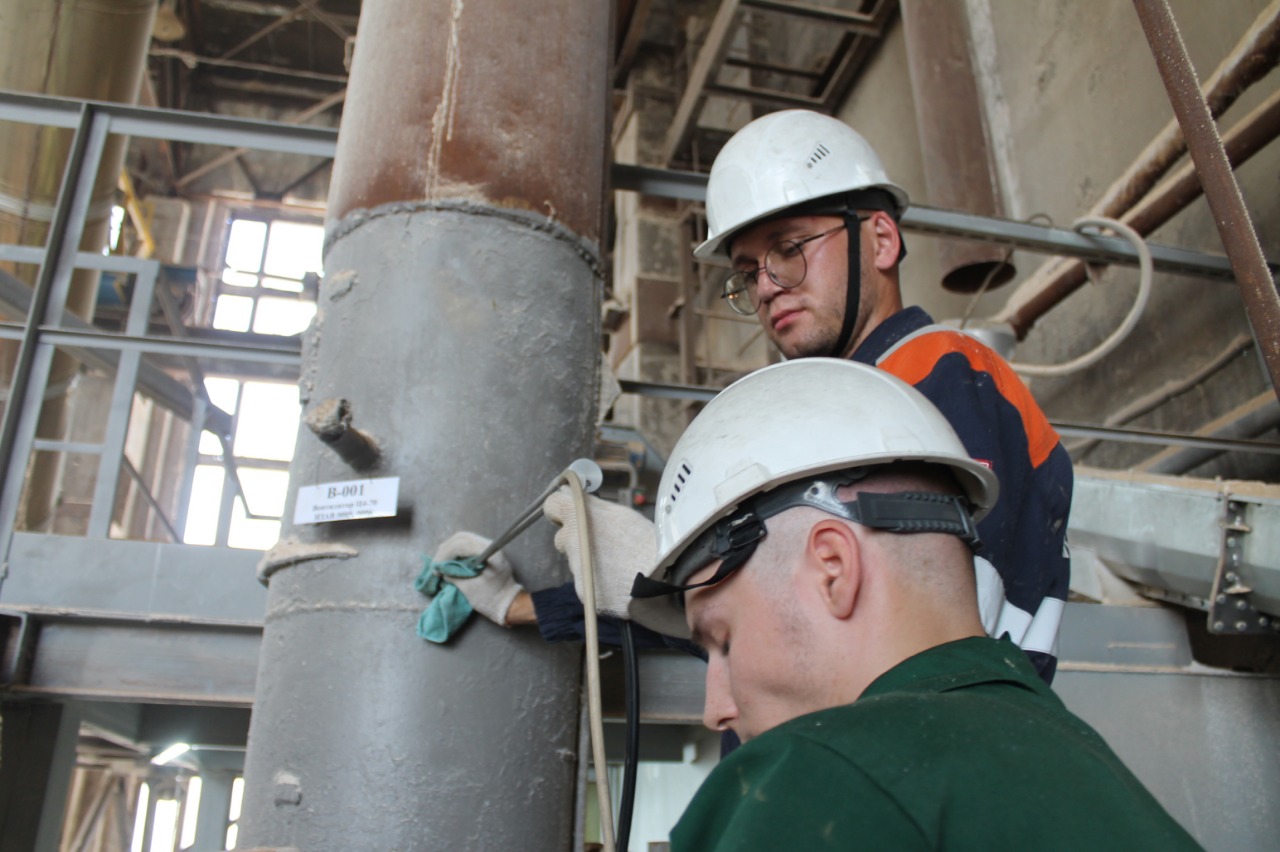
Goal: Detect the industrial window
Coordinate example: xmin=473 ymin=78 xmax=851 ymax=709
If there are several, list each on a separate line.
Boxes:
xmin=182 ymin=378 xmax=299 ymax=551
xmin=183 ymin=214 xmax=321 ymax=550
xmin=212 ymin=216 xmax=321 ymax=336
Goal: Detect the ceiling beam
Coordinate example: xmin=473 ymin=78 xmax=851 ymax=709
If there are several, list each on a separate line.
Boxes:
xmin=219 ymin=0 xmax=325 ymax=60
xmin=662 ymin=0 xmax=742 ymax=167
xmin=197 ymin=0 xmax=359 ymax=29
xmin=742 ymin=0 xmax=882 ymax=33
xmin=150 ymin=48 xmax=349 ymax=84
xmin=174 ymin=88 xmax=345 ymax=189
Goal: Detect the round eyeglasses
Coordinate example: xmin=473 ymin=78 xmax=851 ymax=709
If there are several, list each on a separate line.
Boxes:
xmin=719 ymin=223 xmax=850 ymax=316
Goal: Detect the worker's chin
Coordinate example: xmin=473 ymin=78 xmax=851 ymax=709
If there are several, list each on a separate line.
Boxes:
xmin=773 ymin=334 xmax=837 ymax=361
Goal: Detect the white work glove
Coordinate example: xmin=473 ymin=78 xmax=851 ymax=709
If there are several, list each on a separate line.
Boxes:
xmin=432 ymin=531 xmax=524 ymax=626
xmin=543 ymin=486 xmax=656 ymax=621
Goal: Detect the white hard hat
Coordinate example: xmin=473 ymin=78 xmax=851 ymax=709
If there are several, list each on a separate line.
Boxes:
xmin=694 ymin=110 xmax=909 ymax=259
xmin=629 ymin=359 xmax=997 ymax=635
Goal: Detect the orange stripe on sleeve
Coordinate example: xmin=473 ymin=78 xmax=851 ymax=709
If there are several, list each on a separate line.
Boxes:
xmin=878 ymin=331 xmax=1061 ymax=469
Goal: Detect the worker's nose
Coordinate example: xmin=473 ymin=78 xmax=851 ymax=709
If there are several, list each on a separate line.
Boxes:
xmin=754 ymin=265 xmax=786 ymax=305
xmin=702 ymin=656 xmax=738 ymax=732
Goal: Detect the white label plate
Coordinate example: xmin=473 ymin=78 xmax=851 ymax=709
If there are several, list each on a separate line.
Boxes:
xmin=293 ymin=476 xmax=400 ymax=525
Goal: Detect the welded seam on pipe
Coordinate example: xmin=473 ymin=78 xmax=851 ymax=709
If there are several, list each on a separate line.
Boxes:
xmin=264 ymin=601 xmax=425 ymax=622
xmin=324 ymin=198 xmax=606 ymax=279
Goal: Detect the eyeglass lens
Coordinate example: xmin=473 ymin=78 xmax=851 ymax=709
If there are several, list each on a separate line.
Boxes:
xmin=722 ymin=240 xmax=809 ymax=315
xmin=721 ymin=224 xmax=846 ymax=316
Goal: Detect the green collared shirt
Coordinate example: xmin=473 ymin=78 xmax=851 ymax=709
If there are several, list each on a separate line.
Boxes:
xmin=671 ymin=637 xmax=1202 ymax=851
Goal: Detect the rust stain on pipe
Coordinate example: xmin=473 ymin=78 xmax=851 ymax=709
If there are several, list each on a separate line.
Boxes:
xmin=1097 ymin=0 xmax=1280 ymax=219
xmin=1005 ymin=87 xmax=1280 ymax=337
xmin=1132 ymin=0 xmax=1280 ymax=399
xmin=326 ymin=0 xmax=608 ymax=242
xmin=999 ymin=0 xmax=1280 ymax=337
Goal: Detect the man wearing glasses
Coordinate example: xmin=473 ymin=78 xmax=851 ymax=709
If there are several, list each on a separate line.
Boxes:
xmin=687 ymin=109 xmax=1072 ymax=683
xmin=439 ymin=110 xmax=1072 ymax=688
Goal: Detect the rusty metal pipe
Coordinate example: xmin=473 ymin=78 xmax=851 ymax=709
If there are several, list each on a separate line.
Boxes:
xmin=997 ymin=1 xmax=1280 ymax=338
xmin=1002 ymin=86 xmax=1280 ymax=337
xmin=238 ymin=0 xmax=609 ymax=848
xmin=1132 ymin=0 xmax=1280 ymax=399
xmin=1098 ymin=0 xmax=1280 ymax=219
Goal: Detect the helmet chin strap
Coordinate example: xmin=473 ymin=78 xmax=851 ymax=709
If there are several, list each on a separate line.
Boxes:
xmin=827 ymin=207 xmax=862 ymax=359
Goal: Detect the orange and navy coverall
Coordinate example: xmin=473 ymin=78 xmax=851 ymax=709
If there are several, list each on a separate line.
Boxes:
xmin=854 ymin=306 xmax=1072 ymax=682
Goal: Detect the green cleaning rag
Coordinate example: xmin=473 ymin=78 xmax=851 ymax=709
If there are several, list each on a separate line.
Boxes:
xmin=415 ymin=556 xmax=482 ymax=643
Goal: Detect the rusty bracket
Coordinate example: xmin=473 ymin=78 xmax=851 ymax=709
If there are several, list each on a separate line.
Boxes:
xmin=1207 ymin=497 xmax=1277 ymax=634
xmin=303 ymin=398 xmax=381 ymax=471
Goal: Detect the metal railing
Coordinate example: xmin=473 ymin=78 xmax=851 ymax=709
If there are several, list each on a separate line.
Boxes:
xmin=3 ymin=88 xmax=1278 ymax=576
xmin=0 ymin=91 xmax=318 ymax=578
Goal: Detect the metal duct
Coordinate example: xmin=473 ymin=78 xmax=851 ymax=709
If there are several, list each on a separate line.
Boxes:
xmin=900 ymin=0 xmax=1014 ymax=294
xmin=238 ymin=0 xmax=608 ymax=848
xmin=0 ymin=0 xmax=156 ymax=530
xmin=1070 ymin=466 xmax=1280 ymax=626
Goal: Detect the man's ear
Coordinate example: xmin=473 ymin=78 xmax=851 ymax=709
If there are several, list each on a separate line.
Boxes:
xmin=867 ymin=211 xmax=900 ymax=272
xmin=806 ymin=520 xmax=861 ymax=619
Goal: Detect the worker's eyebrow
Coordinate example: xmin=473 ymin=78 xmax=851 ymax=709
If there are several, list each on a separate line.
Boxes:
xmin=730 ymin=224 xmax=798 ymax=266
xmin=688 ymin=618 xmax=708 ymax=653
xmin=688 ymin=609 xmax=715 ymax=654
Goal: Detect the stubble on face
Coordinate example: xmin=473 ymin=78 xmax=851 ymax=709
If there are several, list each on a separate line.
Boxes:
xmin=751 ymin=220 xmax=873 ymax=361
xmin=685 ymin=521 xmax=823 ymax=741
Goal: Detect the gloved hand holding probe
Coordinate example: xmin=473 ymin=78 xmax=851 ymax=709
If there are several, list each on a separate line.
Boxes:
xmin=542 ymin=485 xmax=656 ymax=620
xmin=430 ymin=531 xmax=525 ymax=626
xmin=423 ymin=490 xmax=660 ymax=639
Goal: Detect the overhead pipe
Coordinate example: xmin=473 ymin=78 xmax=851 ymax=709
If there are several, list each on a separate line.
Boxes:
xmin=996 ymin=0 xmax=1280 ymax=338
xmin=1133 ymin=0 xmax=1280 ymax=399
xmin=1068 ymin=333 xmax=1254 ymax=461
xmin=900 ymin=0 xmax=1015 ymax=293
xmin=0 ymin=0 xmax=156 ymax=530
xmin=116 ymin=169 xmax=156 ymax=259
xmin=238 ymin=0 xmax=609 ymax=849
xmin=1135 ymin=391 xmax=1280 ymax=475
xmin=1099 ymin=0 xmax=1280 ymax=219
xmin=999 ymin=86 xmax=1280 ymax=339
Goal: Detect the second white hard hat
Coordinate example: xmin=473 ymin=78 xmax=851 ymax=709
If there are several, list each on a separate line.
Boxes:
xmin=627 ymin=359 xmax=998 ymax=635
xmin=694 ymin=110 xmax=909 ymax=259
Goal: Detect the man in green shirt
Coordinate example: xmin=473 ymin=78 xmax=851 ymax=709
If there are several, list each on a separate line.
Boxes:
xmin=630 ymin=358 xmax=1201 ymax=851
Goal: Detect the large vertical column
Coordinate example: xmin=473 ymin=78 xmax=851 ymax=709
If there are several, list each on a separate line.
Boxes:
xmin=191 ymin=767 xmax=235 ymax=852
xmin=238 ymin=1 xmax=608 ymax=849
